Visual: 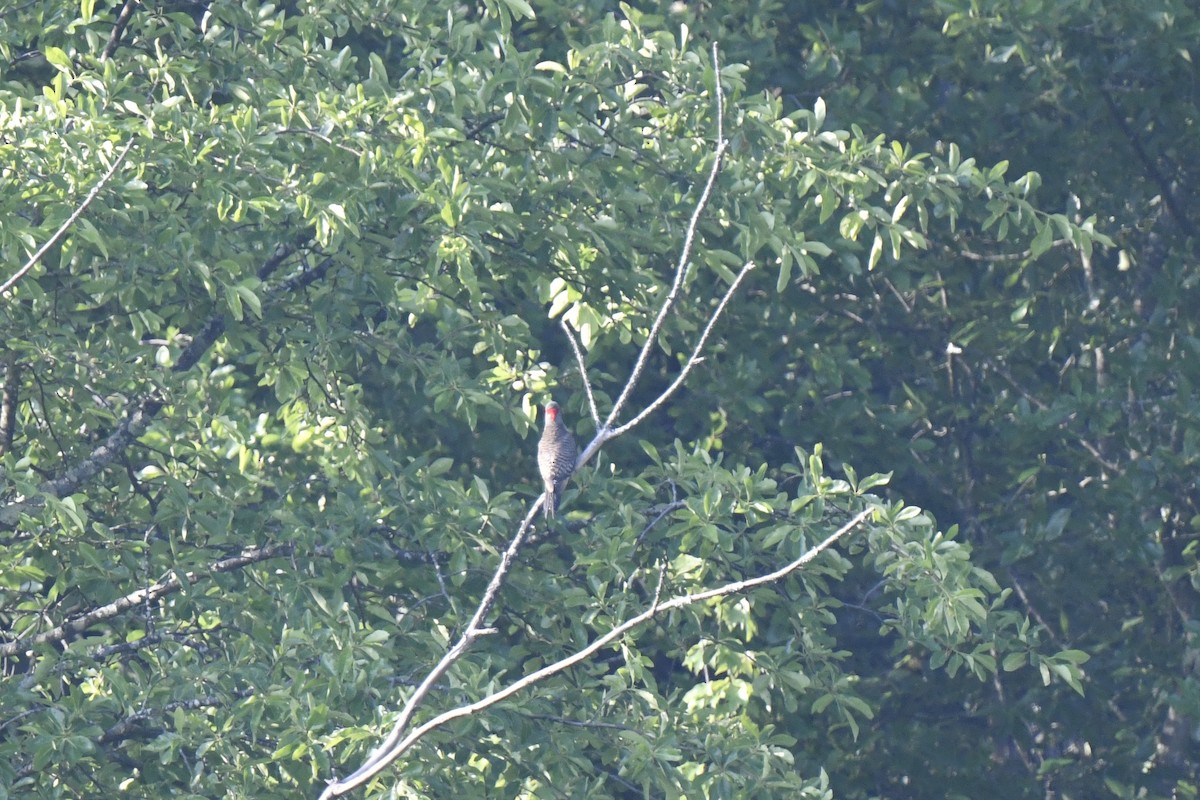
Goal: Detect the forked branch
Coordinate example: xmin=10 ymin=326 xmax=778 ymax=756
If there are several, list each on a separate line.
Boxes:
xmin=321 ymin=43 xmax=749 ymax=798
xmin=323 ymin=508 xmax=874 ymax=797
xmin=605 ymin=42 xmax=729 ymax=432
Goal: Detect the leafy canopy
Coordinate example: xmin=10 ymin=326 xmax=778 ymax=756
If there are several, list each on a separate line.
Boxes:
xmin=0 ymin=1 xmax=1111 ymax=798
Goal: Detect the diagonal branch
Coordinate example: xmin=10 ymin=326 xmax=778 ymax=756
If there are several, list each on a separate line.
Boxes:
xmin=606 ymin=43 xmax=728 ymax=430
xmin=1098 ymin=84 xmax=1192 ymax=236
xmin=560 ymin=318 xmax=600 ymax=427
xmin=322 ymin=43 xmax=759 ymax=798
xmin=609 ymin=260 xmax=755 ymax=439
xmin=40 ymin=395 xmax=163 ymax=499
xmin=0 ymin=543 xmax=297 ymax=658
xmin=0 ymin=244 xmax=316 ymax=529
xmin=101 ymin=0 xmax=141 ymax=63
xmin=321 ymin=508 xmax=873 ymax=797
xmin=0 ymin=139 xmax=136 ymax=298
xmin=0 ymin=356 xmax=19 ymax=456
xmin=323 ymin=504 xmax=543 ymax=795
xmin=991 ymin=365 xmax=1120 ymax=474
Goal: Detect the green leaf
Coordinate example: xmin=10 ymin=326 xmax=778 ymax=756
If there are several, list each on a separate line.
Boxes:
xmin=819 ymin=185 xmax=838 ymax=224
xmin=42 ymin=46 xmax=71 ymax=71
xmin=868 ymin=233 xmax=883 ymax=270
xmin=1029 ymin=220 xmax=1054 ymax=258
xmin=225 ymin=283 xmax=244 ymax=321
xmin=498 ymin=0 xmax=536 ymax=19
xmin=1002 ymin=652 xmax=1027 ymax=672
xmin=856 ymin=472 xmax=891 ymax=491
xmin=235 ymin=283 xmax=262 ymax=319
xmin=776 ymin=249 xmax=792 ymax=292
xmin=1054 ymin=649 xmax=1090 ymax=665
xmin=74 ymin=218 xmax=109 ymax=258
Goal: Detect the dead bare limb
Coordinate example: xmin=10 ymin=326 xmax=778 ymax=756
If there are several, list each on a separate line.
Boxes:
xmin=321 ymin=508 xmax=874 ymax=797
xmin=321 ymin=42 xmax=766 ymax=799
xmin=0 ymin=139 xmax=135 ymax=298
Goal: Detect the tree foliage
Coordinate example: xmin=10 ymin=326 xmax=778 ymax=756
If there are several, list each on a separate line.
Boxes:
xmin=3 ymin=0 xmax=1191 ymax=798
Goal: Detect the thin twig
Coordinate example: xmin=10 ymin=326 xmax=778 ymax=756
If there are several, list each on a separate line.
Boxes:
xmin=0 ymin=139 xmax=136 ymax=297
xmin=0 ymin=356 xmax=19 ymax=456
xmin=650 ymin=560 xmax=669 ymax=608
xmin=955 ymin=239 xmax=1069 ymax=262
xmin=521 ymin=712 xmax=635 ymax=732
xmin=990 ymin=365 xmax=1119 ymax=473
xmin=1007 ymin=571 xmax=1065 ymax=650
xmin=276 ymin=127 xmax=365 ymax=158
xmin=431 ymin=548 xmax=452 ymax=605
xmin=1098 ymin=84 xmax=1191 ymax=236
xmin=320 ymin=508 xmax=873 ymax=796
xmin=635 ymin=500 xmax=685 ymax=545
xmin=560 ymin=319 xmax=600 ymax=427
xmin=605 ymin=44 xmax=727 ymax=429
xmin=611 ymin=260 xmax=755 ymax=438
xmin=322 ymin=44 xmax=741 ymax=799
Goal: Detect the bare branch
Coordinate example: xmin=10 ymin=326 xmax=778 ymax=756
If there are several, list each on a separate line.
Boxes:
xmin=0 ymin=139 xmax=136 ymax=298
xmin=39 ymin=395 xmax=163 ymax=499
xmin=520 ymin=712 xmax=635 ymax=732
xmin=325 ymin=504 xmax=543 ymax=795
xmin=0 ymin=244 xmax=315 ymax=529
xmin=560 ymin=319 xmax=600 ymax=427
xmin=711 ymin=41 xmax=726 ymax=148
xmin=0 ymin=543 xmax=296 ymax=658
xmin=276 ymin=127 xmax=365 ymax=158
xmin=1007 ymin=571 xmax=1066 ymax=650
xmin=990 ymin=365 xmax=1120 ymax=474
xmin=321 ymin=508 xmax=874 ymax=797
xmin=0 ymin=356 xmax=19 ymax=456
xmin=605 ymin=46 xmax=728 ymax=429
xmin=323 ymin=44 xmax=751 ymax=797
xmin=1099 ymin=84 xmax=1192 ymax=236
xmin=430 ymin=545 xmax=453 ymax=607
xmin=635 ymin=499 xmax=685 ymax=545
xmin=650 ymin=560 xmax=668 ymax=608
xmin=611 ymin=260 xmax=755 ymax=438
xmin=954 ymin=239 xmax=1070 ymax=262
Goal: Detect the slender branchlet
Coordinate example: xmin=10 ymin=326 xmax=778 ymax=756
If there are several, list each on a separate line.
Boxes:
xmin=323 ymin=42 xmax=773 ymax=799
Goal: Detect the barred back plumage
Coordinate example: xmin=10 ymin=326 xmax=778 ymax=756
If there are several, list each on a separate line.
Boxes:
xmin=537 ymin=400 xmax=577 ymax=519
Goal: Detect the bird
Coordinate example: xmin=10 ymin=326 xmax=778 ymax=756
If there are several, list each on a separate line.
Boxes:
xmin=537 ymin=400 xmax=577 ymax=519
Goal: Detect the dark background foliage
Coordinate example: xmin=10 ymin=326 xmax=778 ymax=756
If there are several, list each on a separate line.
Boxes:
xmin=1 ymin=0 xmax=1194 ymax=798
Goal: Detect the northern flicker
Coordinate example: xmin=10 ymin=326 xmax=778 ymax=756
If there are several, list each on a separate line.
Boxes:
xmin=538 ymin=400 xmax=577 ymax=519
